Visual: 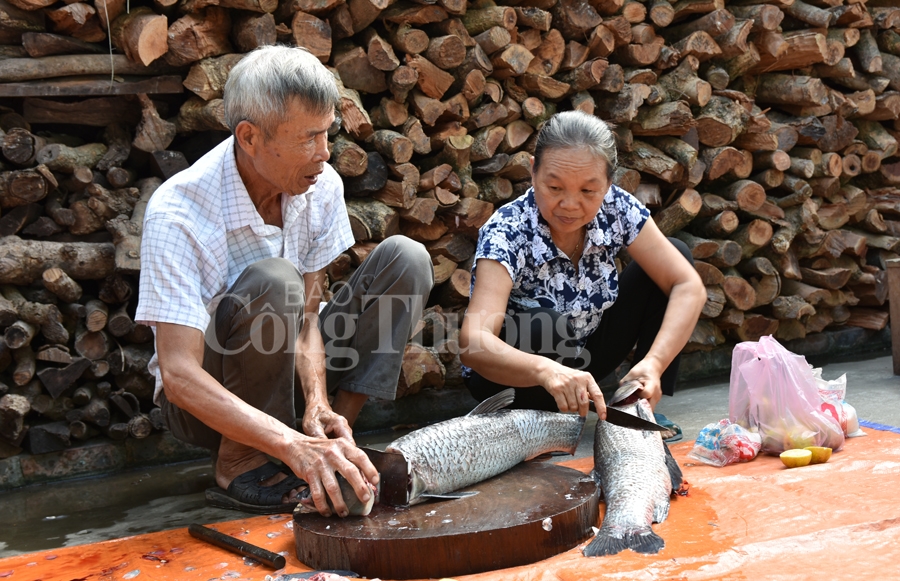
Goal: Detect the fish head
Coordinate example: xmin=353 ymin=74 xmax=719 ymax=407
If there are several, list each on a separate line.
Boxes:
xmin=407 ymin=470 xmax=430 ymax=506
xmin=608 ymin=380 xmax=643 ymax=407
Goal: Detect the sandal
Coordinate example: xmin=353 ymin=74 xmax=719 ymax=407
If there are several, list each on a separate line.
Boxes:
xmin=654 ymin=413 xmax=683 ymax=444
xmin=205 ymin=461 xmax=307 ymax=514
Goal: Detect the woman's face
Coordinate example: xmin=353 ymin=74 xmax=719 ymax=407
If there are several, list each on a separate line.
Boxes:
xmin=531 ymin=147 xmax=611 ymax=237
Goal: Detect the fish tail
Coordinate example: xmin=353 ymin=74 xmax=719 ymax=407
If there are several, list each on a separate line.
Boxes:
xmin=582 ymin=527 xmax=665 ymax=557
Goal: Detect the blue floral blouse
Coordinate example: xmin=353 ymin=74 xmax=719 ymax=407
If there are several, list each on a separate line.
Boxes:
xmin=471 ymin=184 xmax=650 ymax=347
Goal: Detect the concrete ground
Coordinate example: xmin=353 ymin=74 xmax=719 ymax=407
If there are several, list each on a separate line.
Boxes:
xmin=1 ymin=351 xmax=897 ymax=559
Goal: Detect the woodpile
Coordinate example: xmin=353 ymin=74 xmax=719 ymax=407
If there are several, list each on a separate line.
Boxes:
xmin=1 ymin=0 xmax=899 ymax=459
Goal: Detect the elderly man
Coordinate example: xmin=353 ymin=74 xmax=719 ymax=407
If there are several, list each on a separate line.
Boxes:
xmin=136 ymin=46 xmax=433 ymax=517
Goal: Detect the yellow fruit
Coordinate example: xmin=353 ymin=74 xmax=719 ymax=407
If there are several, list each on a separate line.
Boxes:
xmin=780 ymin=449 xmax=812 ymax=468
xmin=783 ymin=428 xmax=817 ymax=450
xmin=804 ymin=446 xmax=832 ymax=464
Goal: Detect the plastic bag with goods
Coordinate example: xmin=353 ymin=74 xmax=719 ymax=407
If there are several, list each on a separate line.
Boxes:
xmin=812 ymin=368 xmax=865 ymax=438
xmin=729 ymin=336 xmax=844 ymax=455
xmin=687 ymin=419 xmax=762 ymax=467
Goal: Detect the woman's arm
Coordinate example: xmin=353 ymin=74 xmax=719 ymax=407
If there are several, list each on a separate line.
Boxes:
xmin=459 ymin=259 xmax=606 ymax=418
xmin=621 ymin=219 xmax=706 ymax=407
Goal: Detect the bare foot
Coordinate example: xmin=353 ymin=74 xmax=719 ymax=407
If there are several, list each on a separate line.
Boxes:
xmin=215 ymin=436 xmax=304 ymax=504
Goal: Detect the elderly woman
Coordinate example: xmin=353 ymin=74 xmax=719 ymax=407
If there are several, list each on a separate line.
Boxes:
xmin=459 ymin=111 xmax=705 ymax=425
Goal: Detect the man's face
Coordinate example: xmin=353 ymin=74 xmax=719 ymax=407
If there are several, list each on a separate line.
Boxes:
xmin=249 ymin=99 xmax=335 ymax=197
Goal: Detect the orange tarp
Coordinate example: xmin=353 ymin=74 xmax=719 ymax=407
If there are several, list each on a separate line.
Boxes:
xmin=3 ymin=428 xmax=900 ymax=581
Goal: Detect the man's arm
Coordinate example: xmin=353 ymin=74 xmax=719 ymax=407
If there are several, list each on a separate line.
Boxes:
xmin=294 ymin=269 xmax=354 ymax=440
xmin=156 ymin=321 xmax=378 ymax=517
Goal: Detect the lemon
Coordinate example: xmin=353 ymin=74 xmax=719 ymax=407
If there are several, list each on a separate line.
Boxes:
xmin=804 ymin=446 xmax=832 ymax=464
xmin=780 ymin=449 xmax=812 ymax=468
xmin=783 ymin=428 xmax=817 ymax=450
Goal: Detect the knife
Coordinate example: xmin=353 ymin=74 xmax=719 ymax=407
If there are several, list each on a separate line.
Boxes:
xmin=362 ymin=447 xmax=411 ymax=506
xmin=590 ymin=402 xmax=667 ymax=432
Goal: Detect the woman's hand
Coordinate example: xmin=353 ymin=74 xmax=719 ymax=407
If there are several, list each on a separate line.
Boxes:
xmin=621 ymin=357 xmax=663 ymax=409
xmin=538 ymin=361 xmax=606 ymax=418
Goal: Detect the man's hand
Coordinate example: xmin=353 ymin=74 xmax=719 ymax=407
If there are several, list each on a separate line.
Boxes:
xmin=302 ymin=401 xmax=354 ymax=440
xmin=539 ymin=361 xmax=606 ymax=419
xmin=285 ymin=432 xmax=379 ymax=518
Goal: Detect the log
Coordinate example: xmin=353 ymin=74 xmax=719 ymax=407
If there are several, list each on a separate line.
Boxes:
xmin=719 ymin=179 xmax=765 ymax=212
xmin=396 ymin=344 xmax=444 ymax=399
xmin=345 ymin=198 xmax=399 ymax=241
xmin=165 ymin=7 xmax=232 ymax=67
xmin=0 ymin=236 xmax=115 ymax=285
xmin=2 ymin=127 xmax=46 ymax=166
xmin=110 ymin=6 xmax=167 ymax=66
xmin=701 ymin=285 xmax=726 ymax=318
xmin=46 ymin=3 xmax=105 ymax=43
xmin=232 ymin=12 xmax=275 ymax=52
xmin=700 ymin=146 xmax=745 ymax=180
xmin=36 ymin=357 xmax=91 ymax=399
xmin=0 ymin=165 xmax=54 ymax=208
xmin=133 ymin=94 xmax=176 ymax=152
xmin=654 ymin=188 xmax=701 ymax=236
xmin=0 ymin=393 xmax=29 ymax=442
xmin=13 ymin=346 xmax=35 ymax=386
xmin=685 ymin=319 xmax=724 ymax=351
xmin=731 ymin=219 xmax=774 ymax=259
xmin=755 ymin=74 xmax=828 ymax=108
xmin=674 ymin=231 xmax=721 ymax=260
xmin=183 ymin=53 xmax=244 ymax=101
xmin=620 ymin=140 xmax=683 ymax=183
xmin=846 ymin=307 xmax=889 ymax=331
xmin=658 ymin=56 xmax=711 ymax=107
xmin=35 ymin=143 xmax=106 ymax=173
xmin=695 ymin=96 xmax=747 ymax=147
xmin=27 ymin=421 xmax=70 ymax=454
xmin=426 ymin=232 xmax=474 ymax=263
xmin=127 ymin=414 xmax=153 ymax=439
xmin=371 ymin=130 xmax=413 ymax=164
xmin=692 ymin=211 xmax=739 ymax=238
xmin=732 ymin=313 xmax=779 ymax=343
xmin=387 ymin=23 xmax=428 ymax=55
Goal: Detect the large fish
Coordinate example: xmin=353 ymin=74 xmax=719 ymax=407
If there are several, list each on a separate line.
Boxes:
xmin=583 ymin=382 xmax=683 ymax=557
xmin=385 ymin=389 xmax=586 ymax=505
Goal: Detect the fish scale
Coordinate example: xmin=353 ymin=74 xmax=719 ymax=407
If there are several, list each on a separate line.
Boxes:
xmin=387 ymin=408 xmax=586 ymax=505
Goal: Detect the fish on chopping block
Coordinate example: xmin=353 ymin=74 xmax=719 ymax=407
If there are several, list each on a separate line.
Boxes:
xmin=583 ymin=381 xmax=683 ymax=557
xmin=383 ymin=388 xmax=586 ymax=506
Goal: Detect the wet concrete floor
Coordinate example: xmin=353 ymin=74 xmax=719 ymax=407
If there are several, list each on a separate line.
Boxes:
xmin=1 ymin=351 xmax=897 ymax=559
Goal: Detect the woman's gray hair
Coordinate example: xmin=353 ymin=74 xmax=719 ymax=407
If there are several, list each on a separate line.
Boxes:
xmin=533 ymin=110 xmax=618 ymax=176
xmin=223 ymin=45 xmax=339 ymax=138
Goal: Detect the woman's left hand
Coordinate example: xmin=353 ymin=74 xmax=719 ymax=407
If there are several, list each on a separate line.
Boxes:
xmin=621 ymin=358 xmax=663 ymax=409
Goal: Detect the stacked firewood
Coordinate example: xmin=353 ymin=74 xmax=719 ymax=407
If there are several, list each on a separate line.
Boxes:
xmin=1 ymin=0 xmax=899 ymax=460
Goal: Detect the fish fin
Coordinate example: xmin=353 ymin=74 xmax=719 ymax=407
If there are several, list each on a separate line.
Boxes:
xmin=589 ymin=469 xmax=604 ymax=496
xmin=664 ymin=443 xmax=684 ymax=493
xmin=582 ymin=528 xmax=664 ymax=557
xmin=420 ymin=491 xmax=480 ymax=500
xmin=467 ymin=388 xmax=515 ymax=416
xmin=652 ymin=499 xmax=670 ymax=524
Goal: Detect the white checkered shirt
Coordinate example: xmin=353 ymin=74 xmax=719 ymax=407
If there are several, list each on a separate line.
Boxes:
xmin=136 ymin=136 xmax=354 ymax=402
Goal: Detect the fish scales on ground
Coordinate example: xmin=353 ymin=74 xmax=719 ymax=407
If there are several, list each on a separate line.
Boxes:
xmin=385 ymin=389 xmax=586 ymax=505
xmin=584 ymin=383 xmax=683 ymax=558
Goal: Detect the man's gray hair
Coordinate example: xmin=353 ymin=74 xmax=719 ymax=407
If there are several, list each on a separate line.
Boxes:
xmin=223 ymin=45 xmax=339 ymax=138
xmin=533 ymin=110 xmax=618 ymax=176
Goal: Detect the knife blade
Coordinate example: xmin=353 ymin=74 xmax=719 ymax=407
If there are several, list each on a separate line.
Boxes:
xmin=590 ymin=401 xmax=667 ymax=432
xmin=362 ymin=447 xmax=411 ymax=506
